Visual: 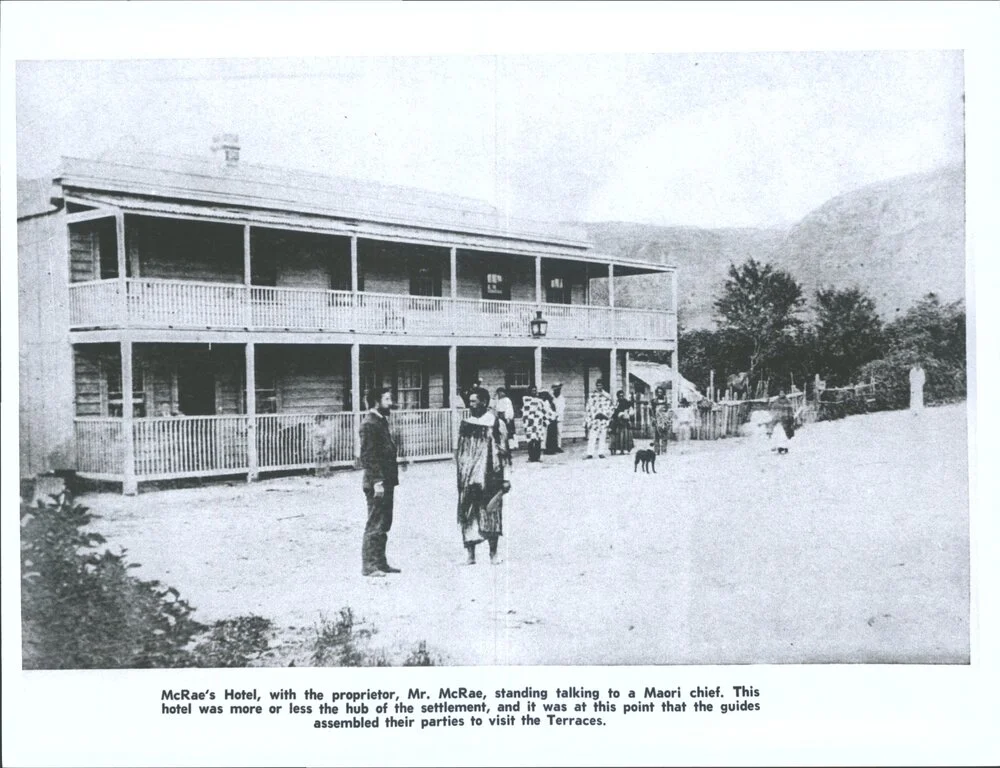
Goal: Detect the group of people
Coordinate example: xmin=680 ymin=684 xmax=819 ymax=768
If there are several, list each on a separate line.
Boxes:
xmin=358 ymin=383 xmax=558 ymax=576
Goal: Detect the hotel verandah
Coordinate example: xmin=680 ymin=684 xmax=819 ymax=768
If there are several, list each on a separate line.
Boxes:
xmin=18 ymin=138 xmax=678 ymax=494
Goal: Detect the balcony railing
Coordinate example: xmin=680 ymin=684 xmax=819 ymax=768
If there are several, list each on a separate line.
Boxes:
xmin=74 ymin=408 xmax=470 ymax=482
xmin=68 ymin=278 xmax=676 ymax=343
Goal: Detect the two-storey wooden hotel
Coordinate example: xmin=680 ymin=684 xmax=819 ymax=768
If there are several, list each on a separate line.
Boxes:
xmin=18 ymin=138 xmax=678 ymax=493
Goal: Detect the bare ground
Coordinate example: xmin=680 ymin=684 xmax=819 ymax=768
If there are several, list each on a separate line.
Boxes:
xmin=81 ymin=403 xmax=970 ymax=666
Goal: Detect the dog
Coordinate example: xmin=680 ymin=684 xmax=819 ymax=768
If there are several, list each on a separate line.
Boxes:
xmin=634 ymin=448 xmax=656 ymax=473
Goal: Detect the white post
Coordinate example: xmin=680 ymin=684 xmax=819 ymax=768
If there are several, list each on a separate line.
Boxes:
xmin=245 ymin=342 xmax=258 ymax=482
xmin=624 ymin=351 xmax=631 ymax=399
xmin=350 ymin=236 xmax=359 ymax=293
xmin=610 ymin=347 xmax=619 ymax=395
xmin=535 ymin=255 xmax=543 ymax=306
xmin=449 ymin=344 xmax=459 ymax=445
xmin=121 ymin=339 xmax=137 ymax=495
xmin=670 ymin=268 xmax=679 ymax=342
xmin=534 ymin=346 xmax=543 ymax=390
xmin=351 ymin=342 xmax=361 ymax=460
xmin=243 ymin=224 xmax=252 ymax=328
xmin=115 ymin=211 xmax=127 ymax=324
xmin=450 ymin=246 xmax=458 ymax=335
xmin=608 ymin=263 xmax=616 ymax=342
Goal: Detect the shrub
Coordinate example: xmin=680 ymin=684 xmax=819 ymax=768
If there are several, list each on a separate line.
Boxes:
xmin=402 ymin=641 xmax=440 ymax=667
xmin=190 ymin=615 xmax=275 ymax=668
xmin=21 ymin=493 xmax=206 ymax=669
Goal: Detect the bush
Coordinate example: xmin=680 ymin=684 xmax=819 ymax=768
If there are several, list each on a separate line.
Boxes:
xmin=859 ymin=355 xmax=967 ymax=412
xmin=21 ymin=493 xmax=206 ymax=669
xmin=190 ymin=615 xmax=275 ymax=668
xmin=312 ymin=608 xmax=384 ymax=667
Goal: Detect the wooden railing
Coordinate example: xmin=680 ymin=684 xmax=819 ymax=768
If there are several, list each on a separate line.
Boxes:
xmin=391 ymin=408 xmax=456 ymax=460
xmin=256 ymin=412 xmax=356 ymax=469
xmin=541 ymin=303 xmax=612 ymax=340
xmin=68 ymin=279 xmax=677 ymax=342
xmin=133 ymin=415 xmax=248 ymax=479
xmin=252 ymin=287 xmax=354 ymax=331
xmin=73 ymin=408 xmax=470 ymax=484
xmin=74 ymin=418 xmax=125 ymax=477
xmin=126 ymin=279 xmax=248 ymax=328
xmin=68 ymin=280 xmax=124 ymax=328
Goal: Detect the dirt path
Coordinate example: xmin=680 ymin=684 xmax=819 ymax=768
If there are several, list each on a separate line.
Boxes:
xmin=84 ymin=403 xmax=970 ymax=666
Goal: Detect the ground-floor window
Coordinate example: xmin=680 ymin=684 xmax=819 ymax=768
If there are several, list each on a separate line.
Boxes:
xmin=396 ymin=361 xmax=423 ymax=410
xmin=104 ymin=359 xmax=146 ymax=418
xmin=255 ymin=369 xmax=278 ymax=414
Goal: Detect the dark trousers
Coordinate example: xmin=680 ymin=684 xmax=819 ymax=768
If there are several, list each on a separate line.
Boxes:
xmin=362 ymin=487 xmax=394 ymax=572
xmin=527 ymin=439 xmax=542 ymax=462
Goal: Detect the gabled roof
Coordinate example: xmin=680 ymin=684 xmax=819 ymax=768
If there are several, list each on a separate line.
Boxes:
xmin=56 ymin=152 xmax=593 ymax=249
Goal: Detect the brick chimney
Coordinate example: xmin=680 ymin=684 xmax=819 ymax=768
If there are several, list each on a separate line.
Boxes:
xmin=211 ymin=133 xmax=240 ymax=167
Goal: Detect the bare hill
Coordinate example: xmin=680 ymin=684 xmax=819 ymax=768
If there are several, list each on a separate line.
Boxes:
xmin=582 ymin=165 xmax=966 ymax=329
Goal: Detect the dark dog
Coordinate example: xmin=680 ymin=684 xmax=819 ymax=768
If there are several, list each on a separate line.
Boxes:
xmin=634 ymin=448 xmax=656 ymax=473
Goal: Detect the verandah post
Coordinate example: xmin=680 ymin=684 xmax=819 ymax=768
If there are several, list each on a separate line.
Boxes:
xmin=243 ymin=224 xmax=252 ymax=328
xmin=351 ymin=342 xmax=361 ymax=461
xmin=450 ymin=246 xmax=458 ymax=335
xmin=608 ymin=263 xmax=616 ymax=343
xmin=448 ymin=344 xmax=459 ymax=447
xmin=121 ymin=338 xmax=137 ymax=495
xmin=610 ymin=347 xmax=619 ymax=396
xmin=115 ymin=210 xmax=127 ymax=325
xmin=534 ymin=346 xmax=543 ymax=390
xmin=246 ymin=341 xmax=258 ymax=482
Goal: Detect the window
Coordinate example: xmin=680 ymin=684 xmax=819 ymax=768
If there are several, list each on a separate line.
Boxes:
xmin=409 ymin=265 xmax=441 ymax=297
xmin=507 ymin=363 xmax=531 ymax=389
xmin=396 ymin=362 xmax=423 ymax=410
xmin=106 ymin=360 xmax=146 ymax=418
xmin=546 ymin=275 xmax=571 ymax=304
xmin=255 ymin=370 xmax=278 ymax=414
xmin=483 ymin=270 xmax=510 ymax=301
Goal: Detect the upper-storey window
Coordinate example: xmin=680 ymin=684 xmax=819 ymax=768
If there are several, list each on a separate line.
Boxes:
xmin=410 ymin=265 xmax=441 ymax=297
xmin=546 ymin=275 xmax=571 ymax=304
xmin=483 ymin=270 xmax=510 ymax=301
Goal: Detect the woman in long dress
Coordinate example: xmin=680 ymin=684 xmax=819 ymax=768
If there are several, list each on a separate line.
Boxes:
xmin=609 ymin=390 xmax=635 ymax=455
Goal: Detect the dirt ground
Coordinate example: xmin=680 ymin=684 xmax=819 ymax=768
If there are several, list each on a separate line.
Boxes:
xmin=81 ymin=403 xmax=970 ymax=666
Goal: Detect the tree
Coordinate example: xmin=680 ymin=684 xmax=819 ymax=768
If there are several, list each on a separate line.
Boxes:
xmin=813 ymin=286 xmax=884 ymax=385
xmin=713 ymin=259 xmax=806 ymax=384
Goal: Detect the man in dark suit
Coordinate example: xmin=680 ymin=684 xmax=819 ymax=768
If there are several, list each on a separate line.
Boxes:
xmin=359 ymin=387 xmax=400 ymax=577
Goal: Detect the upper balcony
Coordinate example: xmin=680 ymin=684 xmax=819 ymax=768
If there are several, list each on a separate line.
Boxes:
xmin=65 ymin=212 xmax=677 ymax=347
xmin=68 ymin=278 xmax=675 ymax=344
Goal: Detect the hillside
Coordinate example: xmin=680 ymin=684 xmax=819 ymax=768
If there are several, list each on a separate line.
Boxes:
xmin=771 ymin=165 xmax=965 ymax=319
xmin=581 ymin=164 xmax=966 ymax=329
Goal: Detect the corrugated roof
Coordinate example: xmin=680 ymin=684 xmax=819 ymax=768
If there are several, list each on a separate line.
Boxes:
xmin=56 ymin=152 xmax=593 ymax=249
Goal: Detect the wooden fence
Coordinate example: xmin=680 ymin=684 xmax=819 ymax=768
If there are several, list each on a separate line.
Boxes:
xmin=630 ymin=392 xmax=806 ymax=442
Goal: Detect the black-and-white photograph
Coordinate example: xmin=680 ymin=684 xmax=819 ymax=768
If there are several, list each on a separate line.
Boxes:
xmin=16 ymin=44 xmax=970 ymax=672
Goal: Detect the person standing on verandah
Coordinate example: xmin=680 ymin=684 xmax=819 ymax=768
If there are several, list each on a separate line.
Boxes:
xmin=359 ymin=387 xmax=401 ymax=578
xmin=455 ymin=387 xmax=512 ymax=565
xmin=585 ymin=378 xmax=615 ymax=459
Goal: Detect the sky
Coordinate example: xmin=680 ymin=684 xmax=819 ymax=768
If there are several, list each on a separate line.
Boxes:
xmin=16 ymin=51 xmax=964 ymax=229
